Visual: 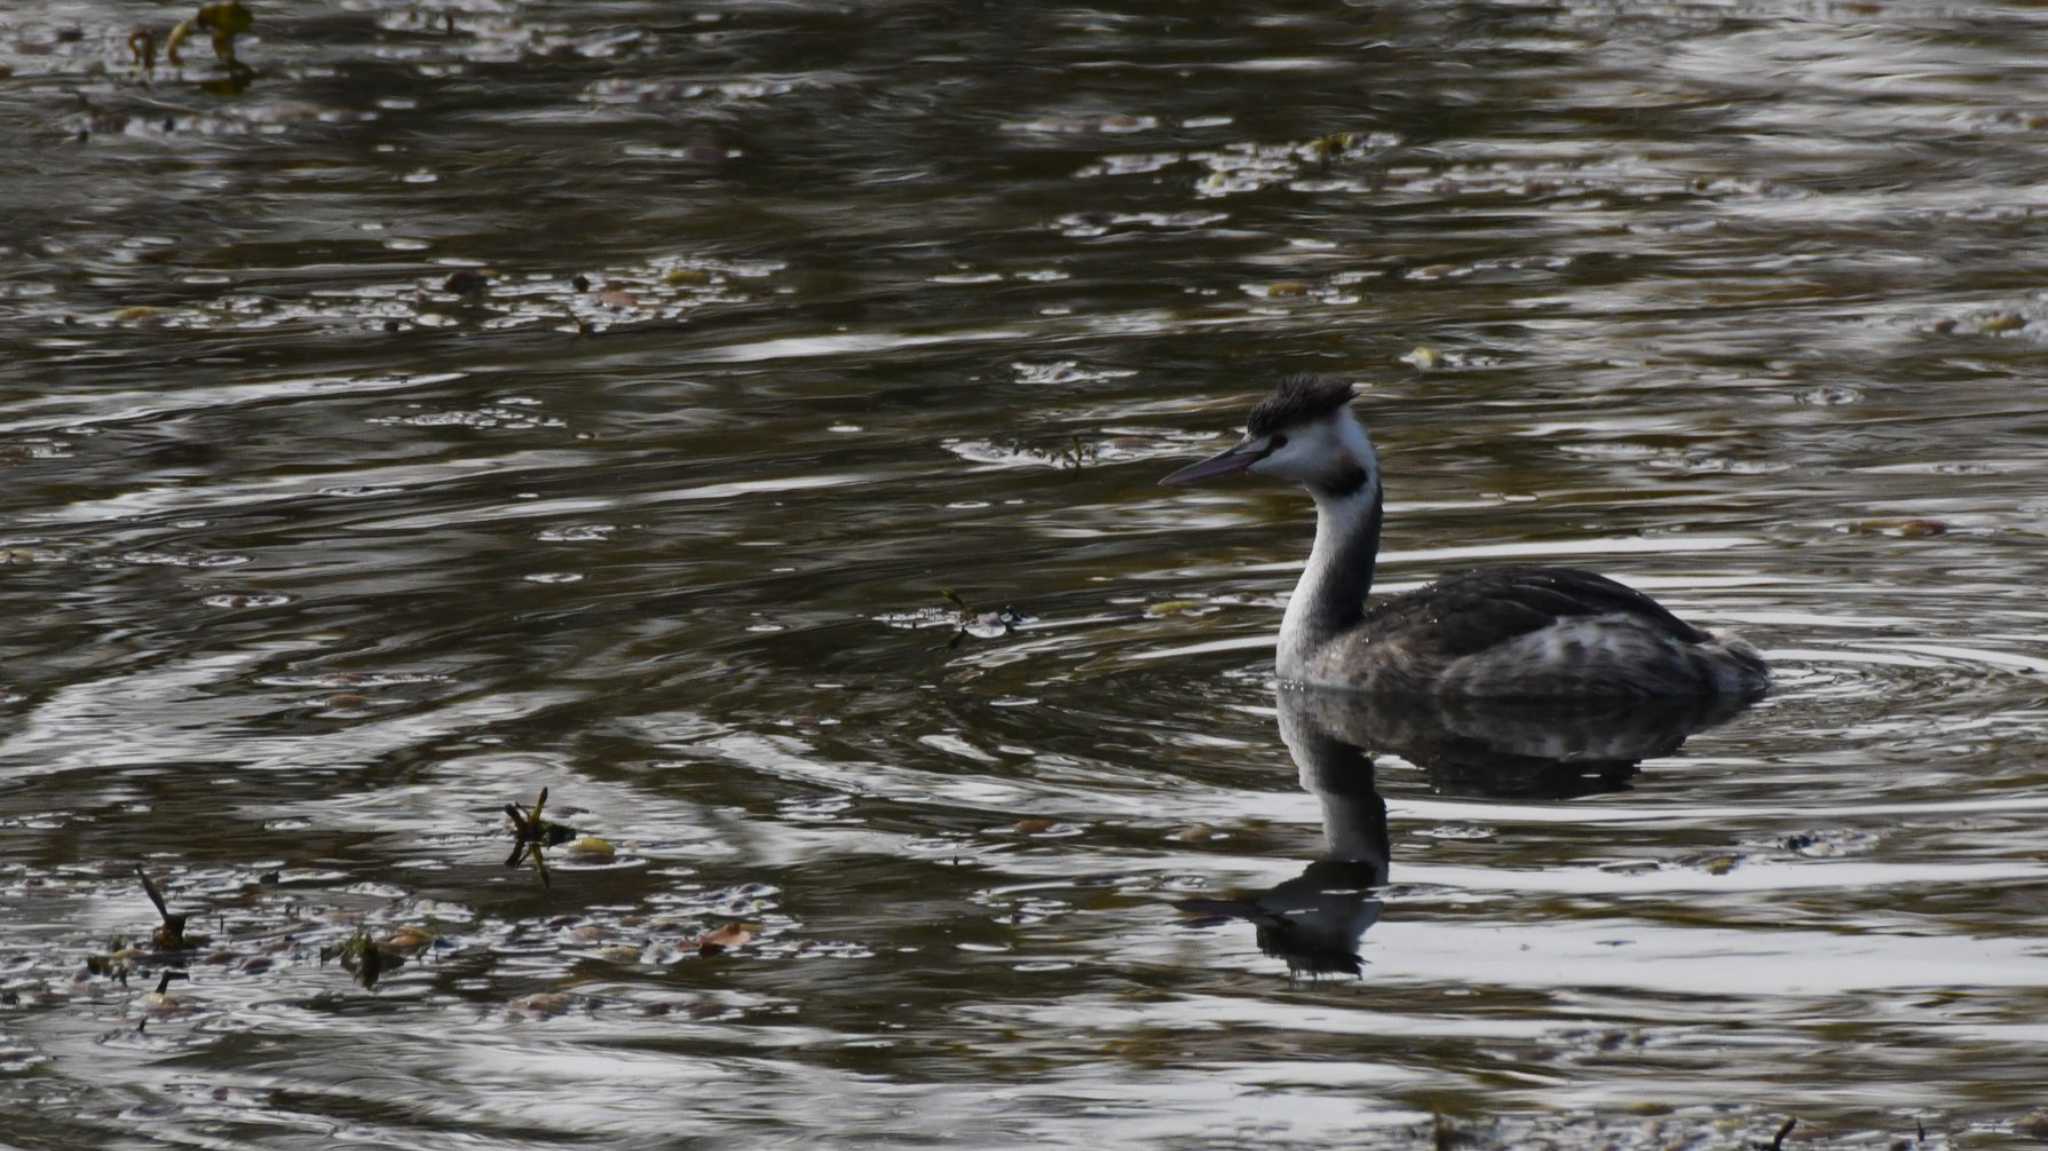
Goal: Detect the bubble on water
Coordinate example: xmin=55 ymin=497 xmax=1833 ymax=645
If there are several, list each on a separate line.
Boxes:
xmin=1415 ymin=824 xmax=1495 ymax=841
xmin=258 ymin=672 xmax=447 ymax=689
xmin=202 ymin=593 xmax=291 ymax=609
xmin=319 ymin=485 xmax=402 ymax=498
xmin=1799 ymin=385 xmax=1864 ymax=406
xmin=368 ymin=406 xmax=566 ymax=430
xmin=1074 ymin=152 xmax=1181 ymax=179
xmin=122 ymin=550 xmax=251 ymax=568
xmin=536 ymin=524 xmax=615 ymax=543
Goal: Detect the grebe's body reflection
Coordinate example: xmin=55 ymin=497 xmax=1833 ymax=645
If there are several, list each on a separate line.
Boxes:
xmin=1177 ymin=688 xmax=1758 ymax=976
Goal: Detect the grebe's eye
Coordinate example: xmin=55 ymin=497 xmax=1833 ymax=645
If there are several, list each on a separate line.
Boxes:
xmin=1268 ymin=434 xmax=1288 ymax=451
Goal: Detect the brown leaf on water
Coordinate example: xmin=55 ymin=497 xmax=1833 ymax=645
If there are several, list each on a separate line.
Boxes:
xmin=1847 ymin=518 xmax=1949 ymax=538
xmin=382 ymin=926 xmax=436 ymax=955
xmin=595 ymin=289 xmax=638 ymax=309
xmin=1012 ymin=818 xmax=1058 ymax=835
xmin=514 ymin=992 xmax=573 ymax=1017
xmin=693 ymin=922 xmax=756 ymax=955
xmin=1702 ymin=854 xmax=1741 ymax=876
xmin=1265 ymin=281 xmax=1309 ymax=298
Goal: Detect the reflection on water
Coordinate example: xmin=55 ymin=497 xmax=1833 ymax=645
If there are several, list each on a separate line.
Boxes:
xmin=5 ymin=0 xmax=2048 ymax=1147
xmin=1179 ymin=687 xmax=1756 ymax=977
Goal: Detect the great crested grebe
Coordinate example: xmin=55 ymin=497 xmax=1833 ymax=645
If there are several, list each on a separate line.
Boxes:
xmin=1161 ymin=377 xmax=1768 ymax=700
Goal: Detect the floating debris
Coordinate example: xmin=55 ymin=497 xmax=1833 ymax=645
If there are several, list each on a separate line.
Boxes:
xmin=567 ymin=836 xmax=616 ymax=861
xmin=136 ymin=866 xmax=191 ymax=951
xmin=167 ymin=2 xmax=252 ymax=67
xmin=143 ymin=970 xmax=189 ymax=1015
xmin=84 ymin=939 xmax=145 ymax=985
xmin=128 ymin=27 xmax=158 ymax=72
xmin=504 ymin=788 xmax=579 ymax=888
xmin=321 ymin=928 xmax=405 ymax=990
xmin=1846 ymin=518 xmax=1949 ymax=538
xmin=1401 ymin=345 xmax=1442 ymax=370
xmin=689 ymin=922 xmax=756 ymax=955
xmin=935 ymin=588 xmax=1028 ymax=650
xmin=442 ymin=269 xmax=490 ymax=296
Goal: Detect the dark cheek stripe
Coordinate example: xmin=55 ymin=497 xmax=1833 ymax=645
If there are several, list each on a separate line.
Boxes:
xmin=1314 ymin=463 xmax=1370 ymax=499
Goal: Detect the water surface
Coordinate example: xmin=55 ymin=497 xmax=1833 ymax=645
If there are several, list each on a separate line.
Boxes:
xmin=5 ymin=2 xmax=2048 ymax=1147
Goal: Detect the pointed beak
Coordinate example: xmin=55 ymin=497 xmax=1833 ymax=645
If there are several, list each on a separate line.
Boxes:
xmin=1159 ymin=436 xmax=1271 ymax=486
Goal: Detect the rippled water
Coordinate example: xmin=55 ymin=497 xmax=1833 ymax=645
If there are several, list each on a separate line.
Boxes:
xmin=6 ymin=2 xmax=2048 ymax=1147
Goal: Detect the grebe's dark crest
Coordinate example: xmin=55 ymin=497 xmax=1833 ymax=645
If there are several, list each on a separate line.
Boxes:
xmin=1161 ymin=378 xmax=1768 ymax=700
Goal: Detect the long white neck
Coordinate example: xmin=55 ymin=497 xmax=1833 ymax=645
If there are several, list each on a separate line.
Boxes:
xmin=1277 ymin=415 xmax=1382 ymax=680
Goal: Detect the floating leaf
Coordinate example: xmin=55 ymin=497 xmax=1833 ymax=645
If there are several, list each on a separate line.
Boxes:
xmin=595 ymin=289 xmax=638 ymax=309
xmin=1012 ymin=817 xmax=1058 ymax=835
xmin=693 ymin=922 xmax=756 ymax=955
xmin=382 ymin=926 xmax=436 ymax=955
xmin=1401 ymin=345 xmax=1442 ymax=370
xmin=326 ymin=928 xmax=404 ymax=989
xmin=167 ymin=1 xmax=252 ymax=67
xmin=1266 ymin=281 xmax=1310 ymax=298
xmin=567 ymin=836 xmax=615 ymax=860
xmin=514 ymin=992 xmax=573 ymax=1016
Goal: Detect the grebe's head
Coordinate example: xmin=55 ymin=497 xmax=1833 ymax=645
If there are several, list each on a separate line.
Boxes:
xmin=1160 ymin=376 xmax=1376 ymax=498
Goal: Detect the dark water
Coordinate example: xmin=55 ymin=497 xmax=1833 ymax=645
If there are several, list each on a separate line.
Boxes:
xmin=6 ymin=2 xmax=2048 ymax=1146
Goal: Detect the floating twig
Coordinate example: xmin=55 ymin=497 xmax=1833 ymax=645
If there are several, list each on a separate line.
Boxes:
xmin=933 ymin=588 xmax=1026 ymax=651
